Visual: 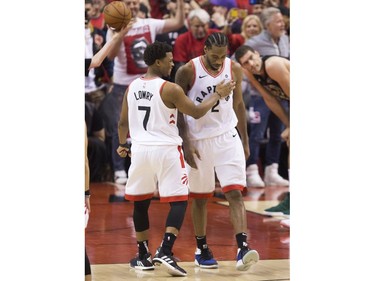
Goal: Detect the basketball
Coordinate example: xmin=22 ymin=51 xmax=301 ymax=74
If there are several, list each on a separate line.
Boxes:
xmin=103 ymin=1 xmax=132 ymax=32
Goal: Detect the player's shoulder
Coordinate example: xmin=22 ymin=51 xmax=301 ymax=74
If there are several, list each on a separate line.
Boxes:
xmin=230 ymin=58 xmax=243 ymax=74
xmin=163 ymin=80 xmax=183 ymax=92
xmin=266 ymin=56 xmax=289 ymax=69
xmin=176 ymin=60 xmax=194 ymax=76
xmin=230 ymin=58 xmax=241 ymax=68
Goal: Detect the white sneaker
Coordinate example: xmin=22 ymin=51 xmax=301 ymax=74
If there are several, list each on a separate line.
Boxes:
xmin=114 ymin=170 xmax=127 ymax=185
xmin=236 ymin=248 xmax=259 ymax=271
xmin=246 ymin=164 xmax=265 ymax=187
xmin=263 ymin=163 xmax=289 ymax=186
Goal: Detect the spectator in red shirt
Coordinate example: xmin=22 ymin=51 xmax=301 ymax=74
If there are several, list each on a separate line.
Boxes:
xmin=89 ymin=0 xmax=106 ymax=31
xmin=173 ymin=9 xmax=220 ymax=73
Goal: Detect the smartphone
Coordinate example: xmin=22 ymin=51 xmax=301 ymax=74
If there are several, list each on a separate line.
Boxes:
xmin=230 ymin=8 xmax=248 ymax=19
xmin=230 ymin=8 xmax=239 ymax=18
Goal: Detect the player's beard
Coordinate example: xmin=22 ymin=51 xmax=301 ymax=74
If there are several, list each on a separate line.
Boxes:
xmin=206 ymin=56 xmax=221 ymax=71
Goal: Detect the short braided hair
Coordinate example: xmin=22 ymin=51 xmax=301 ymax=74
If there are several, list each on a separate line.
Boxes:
xmin=204 ymin=32 xmax=229 ymax=49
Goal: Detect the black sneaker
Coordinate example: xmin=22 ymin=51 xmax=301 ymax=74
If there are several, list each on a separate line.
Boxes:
xmin=129 ymin=252 xmax=155 ymax=270
xmin=152 ymin=247 xmax=187 ymax=276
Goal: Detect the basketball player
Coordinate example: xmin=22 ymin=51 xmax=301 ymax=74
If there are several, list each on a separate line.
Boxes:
xmin=116 ymin=41 xmax=235 ymax=276
xmin=175 ymin=32 xmax=259 ymax=271
xmin=234 ymin=44 xmax=290 ymax=220
xmin=234 ymin=45 xmax=289 ymax=143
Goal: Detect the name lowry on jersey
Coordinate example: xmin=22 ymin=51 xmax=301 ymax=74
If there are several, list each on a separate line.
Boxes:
xmin=134 ymin=90 xmax=154 ymax=101
xmin=195 ymin=84 xmax=230 ymax=103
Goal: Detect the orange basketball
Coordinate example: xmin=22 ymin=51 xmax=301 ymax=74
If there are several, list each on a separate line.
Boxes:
xmin=103 ymin=1 xmax=132 ymax=32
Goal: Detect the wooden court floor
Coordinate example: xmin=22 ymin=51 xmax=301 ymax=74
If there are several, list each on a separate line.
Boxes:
xmin=86 ymin=182 xmax=290 ymax=280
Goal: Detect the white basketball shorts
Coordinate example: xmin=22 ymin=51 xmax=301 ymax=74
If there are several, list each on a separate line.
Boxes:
xmin=187 ymin=128 xmax=246 ymax=198
xmin=125 ymin=144 xmax=189 ymax=202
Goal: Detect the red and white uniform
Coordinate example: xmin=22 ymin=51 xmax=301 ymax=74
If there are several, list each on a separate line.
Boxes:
xmin=185 ymin=57 xmax=246 ymax=197
xmin=125 ymin=77 xmax=189 ymax=202
xmin=186 ymin=56 xmax=238 ymax=139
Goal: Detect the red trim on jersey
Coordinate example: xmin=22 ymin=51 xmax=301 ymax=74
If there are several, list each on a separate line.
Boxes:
xmin=199 ymin=56 xmax=225 ymax=78
xmin=189 ymin=192 xmax=214 ymax=199
xmin=160 ymin=195 xmax=188 ymax=202
xmin=222 ymin=184 xmax=244 ymax=193
xmin=190 ymin=60 xmax=196 ymax=90
xmin=160 ymin=80 xmax=167 ymax=94
xmin=125 ymin=193 xmax=154 ymax=201
xmin=177 ymin=146 xmax=185 ymax=168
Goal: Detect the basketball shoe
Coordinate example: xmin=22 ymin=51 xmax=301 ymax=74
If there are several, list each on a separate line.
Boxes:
xmin=152 ymin=247 xmax=187 ymax=276
xmin=194 ymin=247 xmax=218 ymax=268
xmin=129 ymin=252 xmax=154 ymax=270
xmin=236 ymin=248 xmax=259 ymax=271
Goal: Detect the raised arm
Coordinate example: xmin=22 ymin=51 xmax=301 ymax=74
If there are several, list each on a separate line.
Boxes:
xmin=231 ymin=61 xmax=250 ymax=160
xmin=162 ymin=0 xmax=185 ymax=33
xmin=105 ymin=20 xmax=134 ymax=61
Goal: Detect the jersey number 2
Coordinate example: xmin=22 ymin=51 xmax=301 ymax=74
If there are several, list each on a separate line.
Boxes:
xmin=211 ymin=100 xmax=219 ymax=112
xmin=138 ymin=106 xmax=150 ymax=130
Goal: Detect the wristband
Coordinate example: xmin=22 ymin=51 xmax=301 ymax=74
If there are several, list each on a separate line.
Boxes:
xmin=85 ymin=190 xmax=90 ymax=196
xmin=119 ymin=143 xmax=128 ymax=148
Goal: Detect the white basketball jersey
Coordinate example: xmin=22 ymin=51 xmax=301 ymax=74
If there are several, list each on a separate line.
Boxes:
xmin=186 ymin=56 xmax=238 ymax=140
xmin=127 ymin=77 xmax=182 ymax=145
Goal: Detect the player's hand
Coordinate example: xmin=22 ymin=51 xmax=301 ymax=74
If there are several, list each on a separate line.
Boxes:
xmin=215 ymin=80 xmax=236 ymax=98
xmin=281 ymin=127 xmax=290 ymax=147
xmin=117 ymin=145 xmax=131 ymax=158
xmin=183 ymin=145 xmax=200 ymax=169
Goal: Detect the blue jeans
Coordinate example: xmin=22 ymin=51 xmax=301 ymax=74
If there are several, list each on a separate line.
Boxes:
xmin=247 ymin=95 xmax=289 ymax=167
xmin=99 ymin=83 xmax=128 ymax=172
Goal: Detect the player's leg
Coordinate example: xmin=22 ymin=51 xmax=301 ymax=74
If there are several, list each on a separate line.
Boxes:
xmin=129 ymin=199 xmax=155 ymax=270
xmin=187 ymin=139 xmax=218 ymax=268
xmin=125 ymin=144 xmax=157 ymax=270
xmin=152 ymin=146 xmax=189 ymax=276
xmin=216 ymin=130 xmax=259 ymax=271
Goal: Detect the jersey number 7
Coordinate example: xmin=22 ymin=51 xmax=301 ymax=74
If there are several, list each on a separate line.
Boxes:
xmin=138 ymin=106 xmax=150 ymax=130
